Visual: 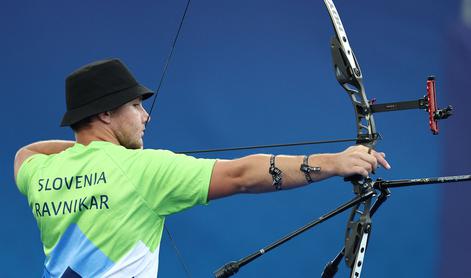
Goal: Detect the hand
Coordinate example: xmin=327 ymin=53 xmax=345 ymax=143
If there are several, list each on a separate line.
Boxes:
xmin=332 ymin=145 xmax=391 ymax=178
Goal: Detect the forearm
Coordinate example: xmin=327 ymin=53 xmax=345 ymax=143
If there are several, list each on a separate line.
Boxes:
xmin=236 ymin=154 xmax=337 ymax=193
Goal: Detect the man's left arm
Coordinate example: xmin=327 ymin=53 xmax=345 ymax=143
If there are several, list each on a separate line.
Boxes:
xmin=14 ymin=140 xmax=75 ymax=181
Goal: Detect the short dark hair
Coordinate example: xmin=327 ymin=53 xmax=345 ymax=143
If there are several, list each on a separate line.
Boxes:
xmin=70 ymin=115 xmax=96 ymax=132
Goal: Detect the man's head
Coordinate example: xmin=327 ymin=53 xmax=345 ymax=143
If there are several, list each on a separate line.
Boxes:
xmin=61 ymin=58 xmax=153 ymax=149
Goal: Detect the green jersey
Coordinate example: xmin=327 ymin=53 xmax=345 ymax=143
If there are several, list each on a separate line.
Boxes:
xmin=16 ymin=141 xmax=216 ymax=277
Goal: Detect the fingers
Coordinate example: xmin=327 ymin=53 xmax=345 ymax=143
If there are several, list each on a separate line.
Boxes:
xmin=357 ymin=151 xmax=378 ymax=171
xmin=358 ymin=146 xmax=391 ymax=168
xmin=373 ymin=151 xmax=391 ymax=169
xmin=335 ymin=145 xmax=391 ymax=178
xmin=353 ymin=160 xmax=373 ymax=177
xmin=352 ymin=165 xmax=369 ymax=178
xmin=346 ymin=145 xmax=391 ymax=176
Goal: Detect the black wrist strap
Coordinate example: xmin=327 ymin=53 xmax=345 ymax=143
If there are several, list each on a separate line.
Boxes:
xmin=269 ymin=155 xmax=283 ymax=190
xmin=300 ymin=155 xmax=321 ymax=183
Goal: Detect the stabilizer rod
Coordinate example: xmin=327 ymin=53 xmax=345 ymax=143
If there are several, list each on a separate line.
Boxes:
xmin=213 ymin=191 xmax=375 ymax=278
xmin=321 ymin=174 xmax=471 ymax=277
xmin=374 ymin=175 xmax=471 ymax=189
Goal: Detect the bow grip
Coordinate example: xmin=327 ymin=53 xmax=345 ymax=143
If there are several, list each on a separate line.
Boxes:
xmin=344 ymin=175 xmax=364 ymax=182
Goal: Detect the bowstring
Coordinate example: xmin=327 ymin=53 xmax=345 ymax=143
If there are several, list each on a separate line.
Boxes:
xmin=165 ymin=225 xmax=193 ymax=278
xmin=145 ymin=0 xmax=192 ymax=127
xmin=146 ymin=0 xmax=193 ymax=277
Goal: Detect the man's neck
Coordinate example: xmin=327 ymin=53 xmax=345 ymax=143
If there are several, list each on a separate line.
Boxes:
xmin=75 ymin=126 xmax=120 ymax=146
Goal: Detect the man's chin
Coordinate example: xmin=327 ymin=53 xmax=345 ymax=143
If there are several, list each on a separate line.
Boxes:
xmin=123 ymin=140 xmax=143 ymax=150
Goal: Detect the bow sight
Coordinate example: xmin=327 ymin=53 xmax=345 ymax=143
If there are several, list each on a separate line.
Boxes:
xmin=368 ymin=76 xmax=453 ymax=135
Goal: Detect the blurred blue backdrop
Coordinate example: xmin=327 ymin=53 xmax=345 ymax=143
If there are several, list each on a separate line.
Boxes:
xmin=1 ymin=0 xmax=470 ymax=277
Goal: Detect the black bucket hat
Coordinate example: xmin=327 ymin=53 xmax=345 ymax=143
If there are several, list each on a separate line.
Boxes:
xmin=61 ymin=58 xmax=154 ymax=126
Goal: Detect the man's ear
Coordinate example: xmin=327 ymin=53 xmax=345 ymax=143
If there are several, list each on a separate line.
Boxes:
xmin=97 ymin=111 xmax=112 ymax=124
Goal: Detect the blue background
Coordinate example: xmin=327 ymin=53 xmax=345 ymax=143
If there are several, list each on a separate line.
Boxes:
xmin=1 ymin=0 xmax=470 ymax=277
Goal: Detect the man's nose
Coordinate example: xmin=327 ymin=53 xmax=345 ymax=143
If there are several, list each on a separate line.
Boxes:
xmin=143 ymin=110 xmax=151 ymax=124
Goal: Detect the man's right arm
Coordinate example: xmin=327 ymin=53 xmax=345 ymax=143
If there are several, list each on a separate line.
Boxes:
xmin=14 ymin=140 xmax=75 ymax=181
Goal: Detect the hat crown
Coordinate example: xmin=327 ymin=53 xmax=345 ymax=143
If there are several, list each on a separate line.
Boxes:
xmin=65 ymin=58 xmax=138 ymax=109
xmin=60 ymin=58 xmax=153 ymax=127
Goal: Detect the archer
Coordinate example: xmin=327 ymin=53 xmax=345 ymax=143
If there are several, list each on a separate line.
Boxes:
xmin=13 ymin=58 xmax=390 ymax=277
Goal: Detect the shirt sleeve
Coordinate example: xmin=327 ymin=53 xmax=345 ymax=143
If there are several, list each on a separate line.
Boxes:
xmin=121 ymin=149 xmax=216 ymax=216
xmin=16 ymin=154 xmax=48 ymax=196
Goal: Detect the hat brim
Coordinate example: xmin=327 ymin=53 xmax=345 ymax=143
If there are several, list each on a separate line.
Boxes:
xmin=60 ymin=84 xmax=154 ymax=127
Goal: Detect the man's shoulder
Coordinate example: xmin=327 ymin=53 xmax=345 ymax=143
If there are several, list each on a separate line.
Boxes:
xmin=86 ymin=142 xmax=179 ymax=167
xmin=90 ymin=142 xmax=175 ymax=157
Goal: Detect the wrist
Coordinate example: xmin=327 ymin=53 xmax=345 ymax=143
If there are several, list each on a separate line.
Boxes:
xmin=309 ymin=153 xmax=338 ymax=179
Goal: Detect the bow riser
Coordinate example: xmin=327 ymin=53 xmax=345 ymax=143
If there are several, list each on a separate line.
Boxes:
xmin=329 ymin=35 xmax=377 ymax=146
